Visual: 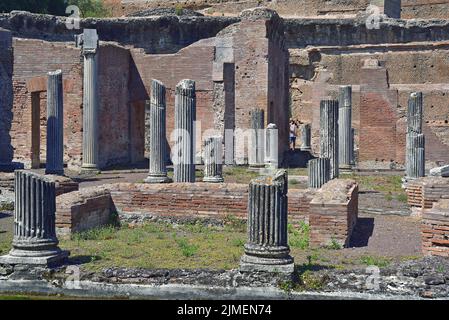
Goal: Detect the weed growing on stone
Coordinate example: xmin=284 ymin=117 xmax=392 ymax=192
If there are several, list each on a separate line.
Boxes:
xmin=326 ymin=239 xmax=342 ymax=250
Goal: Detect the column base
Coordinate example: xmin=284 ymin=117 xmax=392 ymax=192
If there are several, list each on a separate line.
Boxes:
xmin=240 ymin=254 xmax=295 ymax=274
xmin=203 ymin=176 xmax=224 ymax=183
xmin=81 ymin=165 xmax=101 ymax=175
xmin=144 ymin=175 xmax=172 ymax=183
xmin=0 ymin=250 xmax=69 ymax=267
xmin=339 ymin=164 xmax=353 ymax=173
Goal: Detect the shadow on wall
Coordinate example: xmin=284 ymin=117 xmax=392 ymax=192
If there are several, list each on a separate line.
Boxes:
xmin=349 ymin=217 xmax=374 ymax=247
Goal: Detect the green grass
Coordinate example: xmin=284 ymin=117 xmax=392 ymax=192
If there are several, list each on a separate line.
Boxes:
xmin=61 ymin=221 xmax=245 ymax=271
xmin=359 ymin=255 xmax=391 ymax=268
xmin=340 ymin=174 xmax=403 ymax=193
xmin=288 ymin=222 xmax=309 ymax=249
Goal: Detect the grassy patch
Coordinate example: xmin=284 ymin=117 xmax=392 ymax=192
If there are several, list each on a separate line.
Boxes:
xmin=0 ymin=203 xmax=14 ymax=211
xmin=288 ymin=222 xmax=309 ymax=249
xmin=60 ymin=221 xmax=245 ymax=271
xmin=341 ymin=174 xmax=403 ymax=193
xmin=359 ymin=255 xmax=391 ymax=268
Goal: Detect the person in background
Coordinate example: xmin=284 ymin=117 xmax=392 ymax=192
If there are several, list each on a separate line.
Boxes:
xmin=289 ymin=119 xmax=298 ymax=151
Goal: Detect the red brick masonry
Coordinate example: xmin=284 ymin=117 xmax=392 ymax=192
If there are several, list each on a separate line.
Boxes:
xmin=309 ymin=179 xmax=359 ymax=248
xmin=55 ymin=180 xmax=358 ymax=246
xmin=406 ymin=177 xmax=449 ymax=216
xmin=422 ymin=199 xmax=449 ymax=257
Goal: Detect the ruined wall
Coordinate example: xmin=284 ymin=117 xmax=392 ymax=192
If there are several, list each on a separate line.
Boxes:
xmin=0 ymin=28 xmax=13 ymax=169
xmin=130 ymin=38 xmax=217 ymax=157
xmin=11 ymin=39 xmax=83 ymax=170
xmin=98 ymin=44 xmax=132 ymax=168
xmin=109 ymin=0 xmax=449 ymax=19
xmin=290 ymin=42 xmax=449 ymax=168
xmin=0 ymin=11 xmax=238 ymax=54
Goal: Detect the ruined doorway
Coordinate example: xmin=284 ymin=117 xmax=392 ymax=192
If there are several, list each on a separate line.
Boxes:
xmin=129 ymin=100 xmax=145 ymax=164
xmin=30 ymin=91 xmax=47 ymax=169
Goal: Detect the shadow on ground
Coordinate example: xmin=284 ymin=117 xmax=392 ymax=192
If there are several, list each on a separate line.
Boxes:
xmin=349 ymin=217 xmax=375 ymax=247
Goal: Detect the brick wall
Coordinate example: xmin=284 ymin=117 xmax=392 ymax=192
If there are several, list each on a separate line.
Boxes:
xmin=359 ymin=60 xmax=400 ymax=166
xmin=422 ymin=199 xmax=449 ymax=257
xmin=56 ymin=188 xmax=112 ymax=235
xmin=55 ymin=182 xmax=319 ymax=234
xmin=98 ymin=44 xmax=132 ymax=168
xmin=406 ymin=177 xmax=449 ymax=214
xmin=54 ymin=179 xmax=358 ymax=243
xmin=309 ymin=179 xmax=359 ymax=248
xmin=11 ymin=39 xmax=83 ymax=170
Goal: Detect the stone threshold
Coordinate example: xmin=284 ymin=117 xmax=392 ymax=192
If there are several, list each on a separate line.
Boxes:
xmin=0 ymin=280 xmax=430 ymax=300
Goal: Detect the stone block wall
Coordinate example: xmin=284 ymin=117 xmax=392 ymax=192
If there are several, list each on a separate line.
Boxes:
xmin=422 ymin=199 xmax=449 ymax=257
xmin=309 ymin=179 xmax=359 ymax=248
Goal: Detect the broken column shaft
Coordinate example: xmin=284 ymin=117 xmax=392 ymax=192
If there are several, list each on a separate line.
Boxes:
xmin=145 ymin=80 xmax=170 ymax=183
xmin=250 ymin=108 xmax=265 ymax=166
xmin=338 ymin=86 xmax=352 ymax=171
xmin=320 ymin=100 xmax=339 ymax=179
xmin=173 ymin=79 xmax=196 ymax=183
xmin=308 ymin=158 xmax=331 ymax=189
xmin=0 ymin=171 xmax=68 ymax=266
xmin=240 ymin=170 xmax=294 ymax=274
xmin=46 ymin=70 xmax=64 ymax=175
xmin=203 ymin=136 xmax=224 ymax=183
xmin=405 ymin=92 xmax=425 ymax=180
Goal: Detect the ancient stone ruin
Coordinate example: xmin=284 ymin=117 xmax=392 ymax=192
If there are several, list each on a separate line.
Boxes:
xmin=0 ymin=2 xmax=449 ymax=300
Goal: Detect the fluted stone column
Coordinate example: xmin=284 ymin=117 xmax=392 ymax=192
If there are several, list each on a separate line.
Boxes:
xmin=173 ymin=79 xmax=196 ymax=183
xmin=145 ymin=80 xmax=171 ymax=183
xmin=320 ymin=100 xmax=339 ymax=179
xmin=240 ymin=170 xmax=294 ymax=274
xmin=406 ymin=133 xmax=425 ymax=179
xmin=350 ymin=128 xmax=355 ymax=165
xmin=203 ymin=136 xmax=224 ymax=183
xmin=338 ymin=86 xmax=352 ymax=172
xmin=308 ymin=158 xmax=331 ymax=189
xmin=249 ymin=108 xmax=265 ymax=167
xmin=45 ymin=70 xmax=64 ymax=175
xmin=300 ymin=124 xmax=311 ymax=151
xmin=80 ymin=29 xmax=100 ymax=172
xmin=405 ymin=92 xmax=425 ymax=181
xmin=264 ymin=123 xmax=279 ymax=169
xmin=0 ymin=171 xmax=68 ymax=266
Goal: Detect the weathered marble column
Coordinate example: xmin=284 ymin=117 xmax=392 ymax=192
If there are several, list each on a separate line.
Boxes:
xmin=80 ymin=29 xmax=100 ymax=172
xmin=300 ymin=124 xmax=311 ymax=151
xmin=308 ymin=158 xmax=331 ymax=189
xmin=240 ymin=170 xmax=294 ymax=274
xmin=405 ymin=92 xmax=425 ymax=180
xmin=0 ymin=171 xmax=68 ymax=266
xmin=203 ymin=136 xmax=224 ymax=183
xmin=338 ymin=86 xmax=352 ymax=171
xmin=173 ymin=79 xmax=196 ymax=183
xmin=320 ymin=100 xmax=339 ymax=179
xmin=249 ymin=108 xmax=265 ymax=166
xmin=350 ymin=128 xmax=356 ymax=165
xmin=145 ymin=80 xmax=171 ymax=183
xmin=406 ymin=133 xmax=425 ymax=179
xmin=45 ymin=70 xmax=64 ymax=175
xmin=264 ymin=123 xmax=279 ymax=169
